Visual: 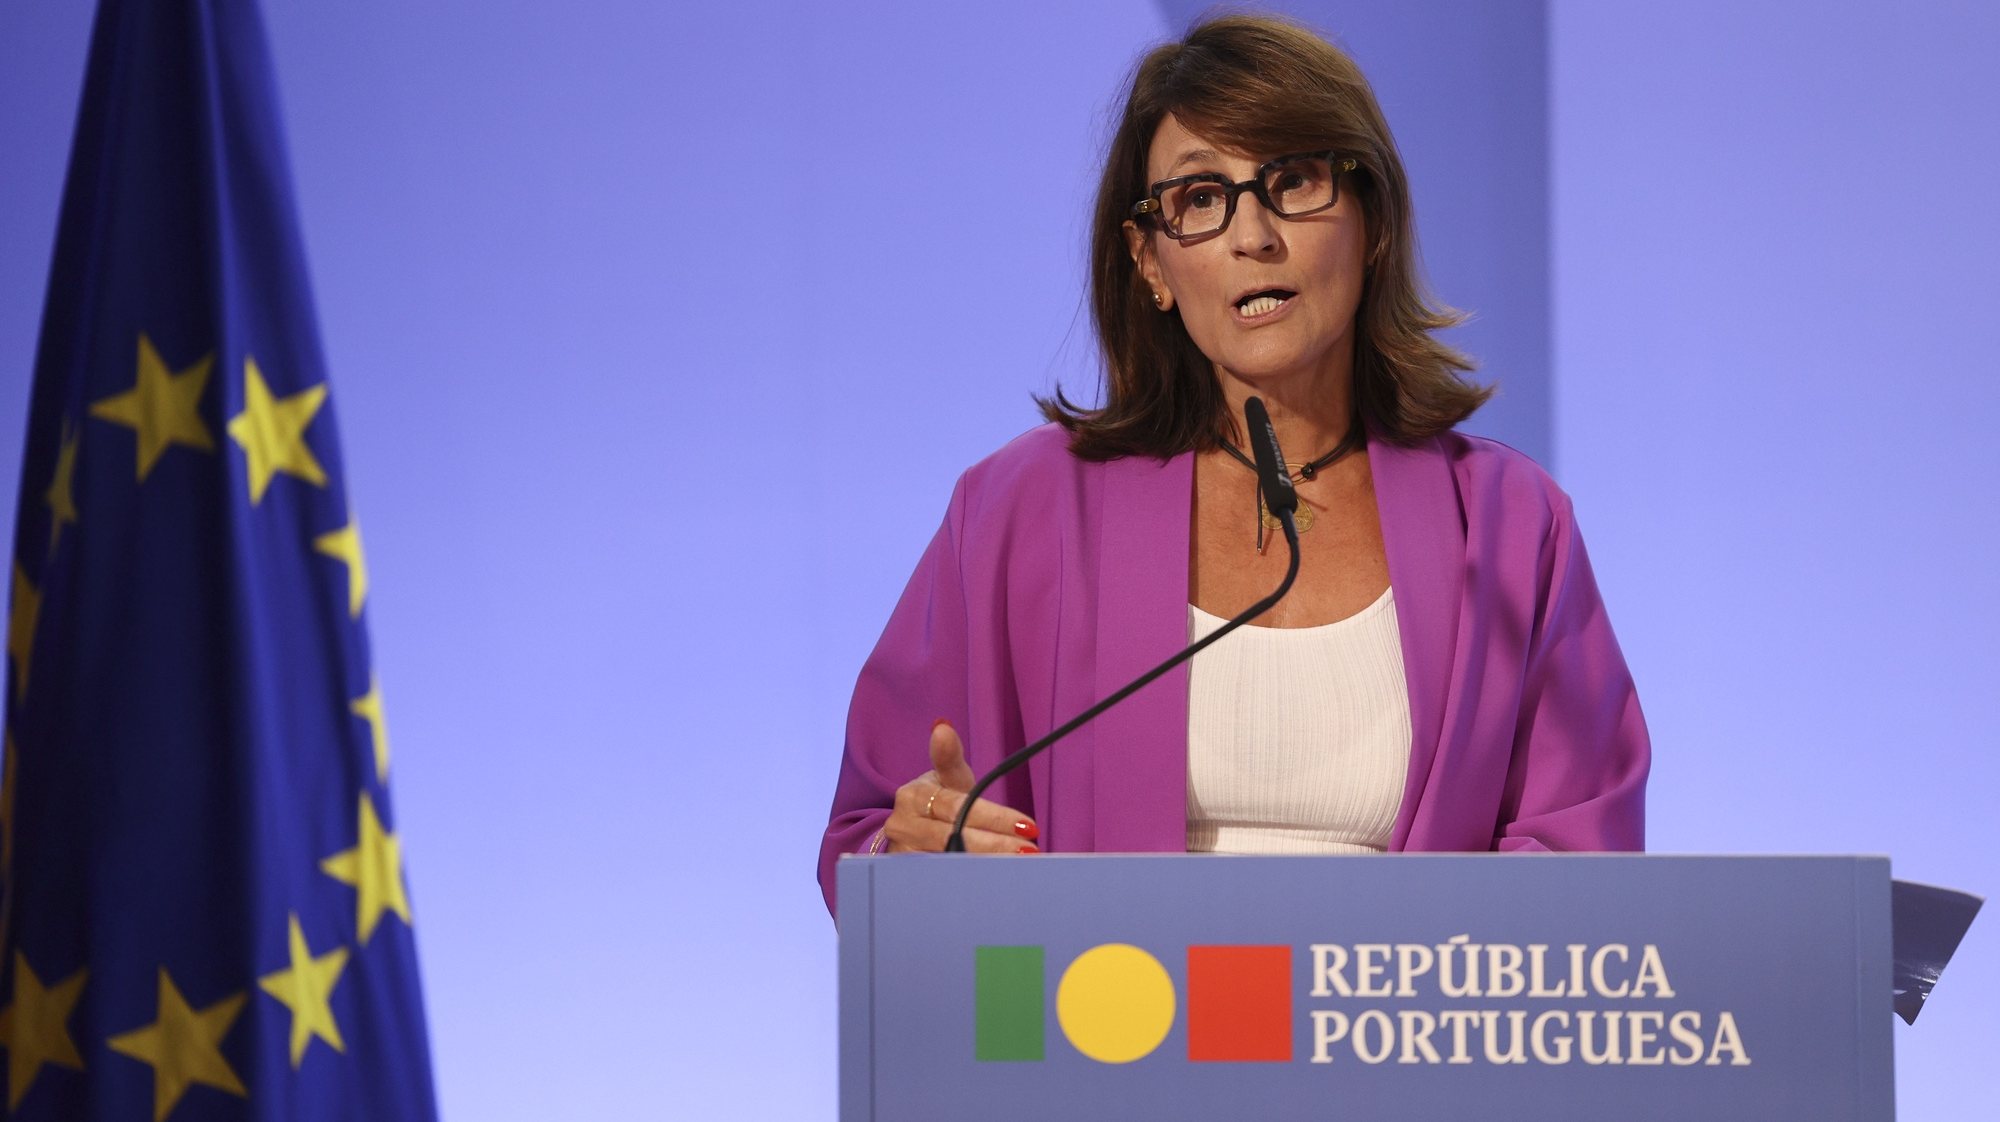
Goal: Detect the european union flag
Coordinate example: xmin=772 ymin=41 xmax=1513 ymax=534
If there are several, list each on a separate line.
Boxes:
xmin=1 ymin=1 xmax=438 ymax=1118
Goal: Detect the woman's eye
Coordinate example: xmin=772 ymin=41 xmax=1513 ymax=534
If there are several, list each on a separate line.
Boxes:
xmin=1186 ymin=188 xmax=1223 ymax=209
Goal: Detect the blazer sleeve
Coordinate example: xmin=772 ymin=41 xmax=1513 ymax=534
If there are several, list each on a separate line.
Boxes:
xmin=1493 ymin=494 xmax=1650 ymax=852
xmin=817 ymin=479 xmax=972 ymax=918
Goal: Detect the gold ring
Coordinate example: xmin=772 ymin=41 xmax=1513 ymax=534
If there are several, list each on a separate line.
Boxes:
xmin=924 ymin=787 xmax=945 ymax=820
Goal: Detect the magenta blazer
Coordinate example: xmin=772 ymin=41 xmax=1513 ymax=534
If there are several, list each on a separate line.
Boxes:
xmin=819 ymin=424 xmax=1649 ymax=916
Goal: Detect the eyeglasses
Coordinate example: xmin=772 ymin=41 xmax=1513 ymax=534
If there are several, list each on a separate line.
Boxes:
xmin=1131 ymin=151 xmax=1358 ymax=241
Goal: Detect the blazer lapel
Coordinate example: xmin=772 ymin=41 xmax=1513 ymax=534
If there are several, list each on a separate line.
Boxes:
xmin=1090 ymin=451 xmax=1194 ymax=852
xmin=1369 ymin=434 xmax=1466 ymax=848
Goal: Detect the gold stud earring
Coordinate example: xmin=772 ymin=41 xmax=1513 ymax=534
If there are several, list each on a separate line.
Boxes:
xmin=1152 ymin=292 xmax=1164 ymax=307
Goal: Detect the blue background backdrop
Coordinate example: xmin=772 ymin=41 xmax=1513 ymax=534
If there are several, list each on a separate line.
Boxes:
xmin=2 ymin=0 xmax=1992 ymax=1116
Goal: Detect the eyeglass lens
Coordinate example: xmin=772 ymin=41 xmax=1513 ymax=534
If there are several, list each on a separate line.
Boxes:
xmin=1159 ymin=155 xmax=1341 ymax=238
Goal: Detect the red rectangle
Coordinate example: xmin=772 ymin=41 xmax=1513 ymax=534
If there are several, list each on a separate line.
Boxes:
xmin=1186 ymin=944 xmax=1292 ymax=1062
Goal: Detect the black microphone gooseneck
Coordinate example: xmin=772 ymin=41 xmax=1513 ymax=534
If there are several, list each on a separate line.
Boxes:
xmin=944 ymin=397 xmax=1302 ymax=852
xmin=1243 ymin=396 xmax=1298 ymax=525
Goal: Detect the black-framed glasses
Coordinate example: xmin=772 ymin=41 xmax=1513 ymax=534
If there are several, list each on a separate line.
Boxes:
xmin=1131 ymin=151 xmax=1358 ymax=241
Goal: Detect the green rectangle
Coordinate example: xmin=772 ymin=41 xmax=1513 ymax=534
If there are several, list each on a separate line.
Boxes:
xmin=975 ymin=945 xmax=1044 ymax=1061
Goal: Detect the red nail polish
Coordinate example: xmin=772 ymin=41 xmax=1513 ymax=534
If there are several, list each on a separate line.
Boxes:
xmin=1013 ymin=820 xmax=1040 ymax=840
xmin=931 ymin=718 xmax=951 ymax=733
xmin=1018 ymin=844 xmax=1039 ymax=854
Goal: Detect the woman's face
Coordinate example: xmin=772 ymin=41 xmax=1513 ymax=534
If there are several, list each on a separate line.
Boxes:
xmin=1126 ymin=114 xmax=1369 ymax=390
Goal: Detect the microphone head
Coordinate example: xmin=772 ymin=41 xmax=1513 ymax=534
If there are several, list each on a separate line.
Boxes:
xmin=1244 ymin=397 xmax=1298 ymax=518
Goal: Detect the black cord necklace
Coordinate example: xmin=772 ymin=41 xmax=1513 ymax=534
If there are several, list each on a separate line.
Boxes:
xmin=1218 ymin=424 xmax=1366 ymax=553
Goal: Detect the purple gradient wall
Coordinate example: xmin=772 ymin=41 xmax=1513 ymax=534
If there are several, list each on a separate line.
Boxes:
xmin=1 ymin=2 xmax=1991 ymax=1117
xmin=1550 ymin=2 xmax=2000 ymax=1115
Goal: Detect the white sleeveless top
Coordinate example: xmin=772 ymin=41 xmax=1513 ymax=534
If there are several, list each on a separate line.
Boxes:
xmin=1185 ymin=588 xmax=1412 ymax=855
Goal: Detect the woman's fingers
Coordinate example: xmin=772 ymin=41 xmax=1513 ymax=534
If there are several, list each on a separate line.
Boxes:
xmin=926 ymin=720 xmax=1039 ymax=836
xmin=925 ymin=786 xmax=1037 ymax=843
xmin=884 ymin=775 xmax=1038 ymax=854
xmin=929 ymin=720 xmax=977 ymax=791
xmin=877 ymin=721 xmax=1040 ymax=854
xmin=887 ymin=815 xmax=1036 ymax=855
xmin=891 ymin=772 xmax=955 ymax=820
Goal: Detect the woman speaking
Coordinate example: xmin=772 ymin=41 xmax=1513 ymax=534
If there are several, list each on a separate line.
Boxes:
xmin=819 ymin=15 xmax=1648 ymax=914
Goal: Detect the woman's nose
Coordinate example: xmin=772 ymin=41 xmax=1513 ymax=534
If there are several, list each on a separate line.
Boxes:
xmin=1230 ymin=191 xmax=1281 ymax=255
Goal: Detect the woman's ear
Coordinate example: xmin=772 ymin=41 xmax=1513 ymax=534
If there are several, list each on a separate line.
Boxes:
xmin=1123 ymin=220 xmax=1173 ymax=312
xmin=1359 ymin=197 xmax=1386 ymax=271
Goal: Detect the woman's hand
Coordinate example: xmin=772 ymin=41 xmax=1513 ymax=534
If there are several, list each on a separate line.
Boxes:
xmin=882 ymin=721 xmax=1040 ymax=854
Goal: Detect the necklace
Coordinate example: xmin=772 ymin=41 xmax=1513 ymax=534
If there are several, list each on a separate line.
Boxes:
xmin=1218 ymin=424 xmax=1365 ymax=553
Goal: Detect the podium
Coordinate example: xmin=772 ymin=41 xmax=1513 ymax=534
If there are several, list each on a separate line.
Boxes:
xmin=838 ymin=854 xmax=1898 ymax=1120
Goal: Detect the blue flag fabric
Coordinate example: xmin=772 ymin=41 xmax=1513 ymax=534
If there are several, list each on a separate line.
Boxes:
xmin=1 ymin=1 xmax=439 ymax=1118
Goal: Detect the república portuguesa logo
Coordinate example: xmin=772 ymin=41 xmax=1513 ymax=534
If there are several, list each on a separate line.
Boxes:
xmin=976 ymin=940 xmax=1753 ymax=1067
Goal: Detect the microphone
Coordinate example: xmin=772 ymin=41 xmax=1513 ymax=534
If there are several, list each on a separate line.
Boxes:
xmin=1244 ymin=396 xmax=1298 ymax=525
xmin=944 ymin=397 xmax=1301 ymax=852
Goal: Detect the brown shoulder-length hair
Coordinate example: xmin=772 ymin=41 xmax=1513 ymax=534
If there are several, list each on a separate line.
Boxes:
xmin=1040 ymin=13 xmax=1492 ymax=459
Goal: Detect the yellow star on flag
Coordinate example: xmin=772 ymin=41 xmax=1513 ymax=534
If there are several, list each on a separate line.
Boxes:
xmin=320 ymin=792 xmax=411 ymax=945
xmin=0 ymin=953 xmax=87 ymax=1109
xmin=106 ymin=970 xmax=247 ymax=1122
xmin=43 ymin=421 xmax=80 ymax=554
xmin=88 ymin=334 xmax=215 ymax=482
xmin=227 ymin=356 xmax=328 ymax=504
xmin=350 ymin=677 xmax=391 ymax=781
xmin=257 ymin=913 xmax=350 ymax=1068
xmin=313 ymin=518 xmax=367 ymax=618
xmin=7 ymin=566 xmax=40 ymax=703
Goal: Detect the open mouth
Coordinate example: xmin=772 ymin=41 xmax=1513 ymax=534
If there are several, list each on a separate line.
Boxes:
xmin=1234 ymin=289 xmax=1296 ymax=317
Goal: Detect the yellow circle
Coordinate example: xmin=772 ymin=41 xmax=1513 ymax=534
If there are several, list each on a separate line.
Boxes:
xmin=1056 ymin=944 xmax=1176 ymax=1063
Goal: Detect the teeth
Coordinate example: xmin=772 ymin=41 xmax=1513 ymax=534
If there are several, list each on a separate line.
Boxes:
xmin=1238 ymin=295 xmax=1285 ymax=317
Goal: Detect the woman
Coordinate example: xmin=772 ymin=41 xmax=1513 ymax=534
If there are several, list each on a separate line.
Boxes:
xmin=818 ymin=15 xmax=1647 ymax=915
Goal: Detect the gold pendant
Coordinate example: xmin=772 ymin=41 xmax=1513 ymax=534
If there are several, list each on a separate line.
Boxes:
xmin=1260 ymin=501 xmax=1314 ymax=533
